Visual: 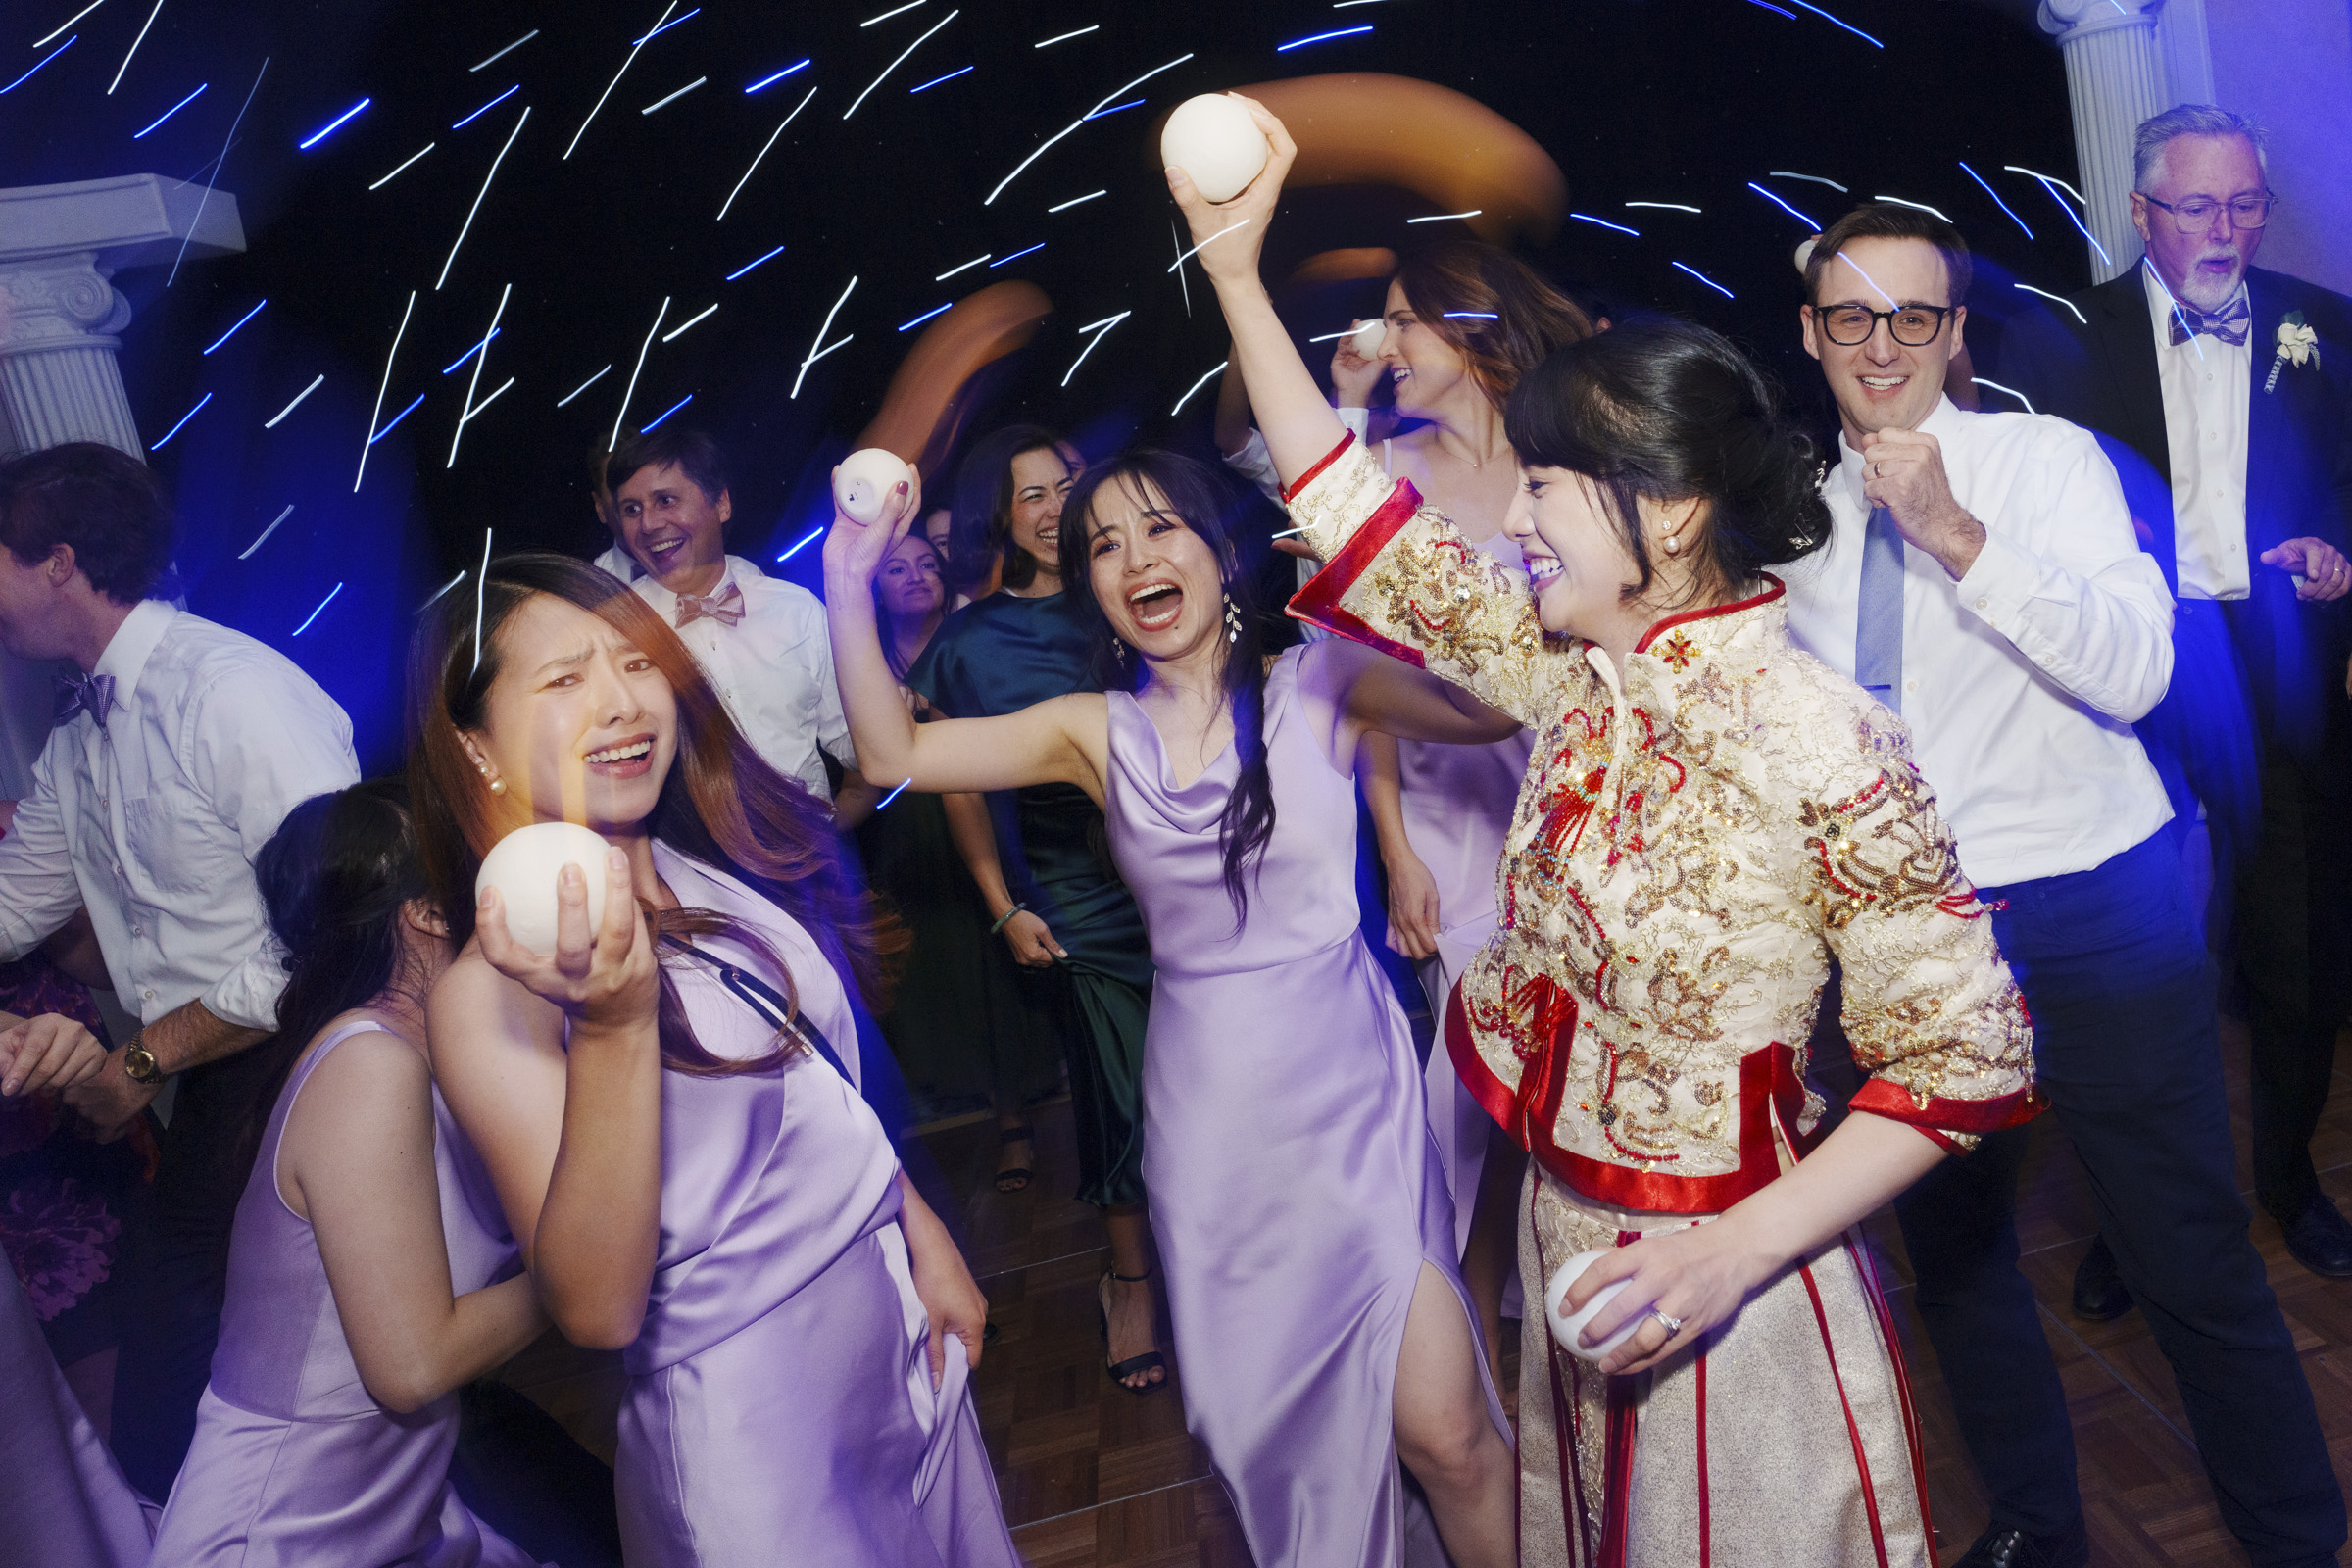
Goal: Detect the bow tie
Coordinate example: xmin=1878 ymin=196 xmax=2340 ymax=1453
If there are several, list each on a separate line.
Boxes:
xmin=2168 ymin=293 xmax=2251 ymax=348
xmin=674 ymin=581 xmax=744 ymax=629
xmin=53 ymin=672 xmax=116 ymax=729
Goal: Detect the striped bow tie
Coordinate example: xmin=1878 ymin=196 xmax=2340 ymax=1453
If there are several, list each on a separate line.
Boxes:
xmin=2168 ymin=293 xmax=2251 ymax=347
xmin=674 ymin=581 xmax=745 ymax=629
xmin=52 ymin=671 xmax=116 ymax=728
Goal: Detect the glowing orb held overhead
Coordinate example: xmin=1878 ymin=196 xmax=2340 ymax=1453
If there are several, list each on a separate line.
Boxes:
xmin=1160 ymin=93 xmax=1271 ymax=204
xmin=835 ymin=447 xmax=915 ymax=525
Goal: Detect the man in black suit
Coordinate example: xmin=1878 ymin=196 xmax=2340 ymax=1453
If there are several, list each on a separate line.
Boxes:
xmin=2002 ymin=106 xmax=2352 ymax=1302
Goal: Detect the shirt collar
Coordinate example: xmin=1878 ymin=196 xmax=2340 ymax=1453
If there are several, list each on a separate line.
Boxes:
xmin=2141 ymin=259 xmax=2247 ymax=349
xmin=90 ymin=598 xmax=176 ymax=694
xmin=632 ymin=557 xmax=742 ymax=615
xmin=1837 ymin=393 xmax=1964 ymax=509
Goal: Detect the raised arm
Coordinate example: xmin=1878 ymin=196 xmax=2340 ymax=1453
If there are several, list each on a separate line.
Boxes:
xmin=823 ymin=464 xmax=1108 ymax=801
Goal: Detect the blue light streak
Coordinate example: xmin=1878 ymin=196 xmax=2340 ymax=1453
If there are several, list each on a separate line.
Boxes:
xmin=991 ymin=241 xmax=1046 ymax=267
xmin=1744 ymin=0 xmax=1797 ymax=17
xmin=442 ymin=328 xmax=502 ymax=374
xmin=899 ymin=302 xmax=954 ymax=331
xmin=1746 ymin=181 xmax=1819 ymax=230
xmin=633 ymin=7 xmax=698 ymax=44
xmin=201 ymin=299 xmax=267 ymax=355
xmin=909 ymin=65 xmax=971 ymax=92
xmin=1672 ymin=261 xmax=1736 ymax=299
xmin=876 ymin=778 xmax=913 ymax=808
xmin=1084 ymin=97 xmax=1143 ymax=119
xmin=453 ymin=84 xmax=517 ymax=127
xmin=1277 ymin=24 xmax=1372 ymax=50
xmin=134 ymin=82 xmax=207 ymax=137
xmin=642 ymin=393 xmax=693 ymax=431
xmin=292 ymin=582 xmax=343 ymax=636
xmin=298 ymin=97 xmax=371 ymax=150
xmin=3 ymin=35 xmax=76 ymax=95
xmin=368 ymin=393 xmax=425 ymax=444
xmin=726 ymin=245 xmax=785 ymax=279
xmin=775 ymin=526 xmax=825 ymax=562
xmin=1445 ymin=312 xmax=1498 ymax=318
xmin=150 ymin=392 xmax=211 ymax=449
xmin=1784 ymin=0 xmax=1881 ymax=47
xmin=1960 ymin=161 xmax=2034 ymax=239
xmin=746 ymin=60 xmax=810 ymax=92
xmin=1569 ymin=212 xmax=1641 ymax=237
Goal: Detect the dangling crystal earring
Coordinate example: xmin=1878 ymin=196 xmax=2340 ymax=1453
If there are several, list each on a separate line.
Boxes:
xmin=1110 ymin=638 xmax=1126 ymax=669
xmin=1223 ymin=594 xmax=1243 ymax=645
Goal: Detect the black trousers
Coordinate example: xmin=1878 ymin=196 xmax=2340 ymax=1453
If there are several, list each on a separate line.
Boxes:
xmin=1891 ymin=833 xmax=2343 ymax=1566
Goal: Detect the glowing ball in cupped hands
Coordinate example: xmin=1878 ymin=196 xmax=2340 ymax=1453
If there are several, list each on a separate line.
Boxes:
xmin=475 ymin=821 xmax=613 ymax=958
xmin=834 ymin=447 xmax=914 ymax=526
xmin=1160 ymin=94 xmax=1270 ymax=204
xmin=1544 ymin=1250 xmax=1643 ymax=1364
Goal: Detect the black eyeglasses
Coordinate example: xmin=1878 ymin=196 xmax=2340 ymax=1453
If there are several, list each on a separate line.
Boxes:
xmin=2139 ymin=192 xmax=2276 ymax=233
xmin=1810 ymin=303 xmax=1958 ymax=348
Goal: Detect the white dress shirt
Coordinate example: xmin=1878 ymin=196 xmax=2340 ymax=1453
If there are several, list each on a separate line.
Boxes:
xmin=0 ymin=600 xmax=360 ymax=1029
xmin=2144 ymin=264 xmax=2254 ymax=599
xmin=593 ymin=547 xmax=856 ymax=799
xmin=1780 ymin=396 xmax=2176 ymax=888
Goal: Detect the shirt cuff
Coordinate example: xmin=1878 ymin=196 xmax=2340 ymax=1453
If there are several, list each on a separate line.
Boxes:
xmin=204 ymin=949 xmax=287 ymax=1033
xmin=1335 ymin=406 xmax=1370 ymax=443
xmin=1953 ymin=526 xmax=2041 ymax=638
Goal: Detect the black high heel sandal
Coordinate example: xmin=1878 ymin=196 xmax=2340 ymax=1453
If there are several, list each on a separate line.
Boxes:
xmin=1097 ymin=1267 xmax=1166 ymax=1393
xmin=994 ymin=1123 xmax=1035 ymax=1193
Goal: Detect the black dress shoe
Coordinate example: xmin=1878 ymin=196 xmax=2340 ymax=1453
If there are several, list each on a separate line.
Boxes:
xmin=1951 ymin=1517 xmax=2090 ymax=1568
xmin=2277 ymin=1193 xmax=2352 ymax=1279
xmin=2070 ymin=1236 xmax=2132 ymax=1322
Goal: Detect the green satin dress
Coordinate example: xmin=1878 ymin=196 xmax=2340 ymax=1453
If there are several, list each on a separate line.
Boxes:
xmin=906 ymin=590 xmax=1153 ymax=1207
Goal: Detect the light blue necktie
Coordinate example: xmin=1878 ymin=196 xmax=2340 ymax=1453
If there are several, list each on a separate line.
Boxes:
xmin=1854 ymin=506 xmax=1904 ymax=713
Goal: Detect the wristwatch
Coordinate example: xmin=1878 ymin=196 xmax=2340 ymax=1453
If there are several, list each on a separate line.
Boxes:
xmin=122 ymin=1033 xmax=165 ymax=1085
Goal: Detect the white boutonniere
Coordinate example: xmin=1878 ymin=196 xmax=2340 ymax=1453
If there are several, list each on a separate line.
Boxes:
xmin=2265 ymin=311 xmax=2321 ymax=394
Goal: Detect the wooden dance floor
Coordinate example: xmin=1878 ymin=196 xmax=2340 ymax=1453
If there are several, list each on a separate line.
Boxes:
xmin=497 ymin=1012 xmax=2352 ymax=1566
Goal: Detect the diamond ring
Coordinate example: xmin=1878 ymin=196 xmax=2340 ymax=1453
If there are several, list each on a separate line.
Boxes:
xmin=1649 ymin=1308 xmax=1685 ymax=1336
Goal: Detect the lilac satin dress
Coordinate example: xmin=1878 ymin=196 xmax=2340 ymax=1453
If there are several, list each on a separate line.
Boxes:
xmin=615 ymin=845 xmax=1017 ymax=1568
xmin=149 ymin=1022 xmax=539 ymax=1568
xmin=4 ymin=1256 xmax=157 ymax=1565
xmin=1105 ymin=644 xmax=1509 ymax=1567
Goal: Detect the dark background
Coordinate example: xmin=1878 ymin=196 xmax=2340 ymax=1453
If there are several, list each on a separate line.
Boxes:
xmin=2 ymin=0 xmax=2082 ymax=765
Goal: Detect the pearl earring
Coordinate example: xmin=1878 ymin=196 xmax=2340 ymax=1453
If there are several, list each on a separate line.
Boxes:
xmin=1662 ymin=534 xmax=1681 ymax=555
xmin=488 ymin=777 xmax=507 ymax=794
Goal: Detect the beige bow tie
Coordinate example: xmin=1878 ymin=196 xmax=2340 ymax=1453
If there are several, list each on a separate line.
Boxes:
xmin=674 ymin=581 xmax=745 ymax=628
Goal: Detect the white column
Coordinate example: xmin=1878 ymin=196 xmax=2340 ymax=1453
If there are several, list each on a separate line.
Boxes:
xmin=0 ymin=173 xmax=244 ymax=460
xmin=2040 ymin=0 xmax=2169 ymax=282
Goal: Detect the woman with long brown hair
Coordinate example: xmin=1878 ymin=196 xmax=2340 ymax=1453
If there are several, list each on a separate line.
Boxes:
xmin=409 ymin=553 xmax=1017 ymax=1567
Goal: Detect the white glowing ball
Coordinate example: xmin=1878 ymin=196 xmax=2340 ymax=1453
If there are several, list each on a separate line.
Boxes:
xmin=1544 ymin=1250 xmax=1642 ymax=1364
xmin=475 ymin=822 xmax=613 ymax=958
xmin=835 ymin=447 xmax=913 ymax=526
xmin=1348 ymin=318 xmax=1386 ymax=360
xmin=1794 ymin=237 xmax=1820 ymax=275
xmin=1161 ymin=94 xmax=1270 ymax=205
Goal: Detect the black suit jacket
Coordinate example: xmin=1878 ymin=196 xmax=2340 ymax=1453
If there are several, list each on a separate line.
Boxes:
xmin=1998 ymin=264 xmax=2352 ymax=772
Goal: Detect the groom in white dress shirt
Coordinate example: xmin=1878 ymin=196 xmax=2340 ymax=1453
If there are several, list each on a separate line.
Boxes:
xmin=591 ymin=426 xmax=878 ymax=826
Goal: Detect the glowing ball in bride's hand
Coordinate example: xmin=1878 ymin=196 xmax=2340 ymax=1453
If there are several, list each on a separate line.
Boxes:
xmin=834 ymin=447 xmax=913 ymax=526
xmin=476 ymin=822 xmax=613 ymax=958
xmin=1544 ymin=1250 xmax=1642 ymax=1364
xmin=1349 ymin=318 xmax=1386 ymax=360
xmin=1160 ymin=94 xmax=1270 ymax=205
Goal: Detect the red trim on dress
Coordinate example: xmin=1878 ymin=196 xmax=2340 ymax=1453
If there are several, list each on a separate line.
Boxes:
xmin=1847 ymin=1079 xmax=2044 ymax=1137
xmin=1595 ymin=1229 xmax=1643 ymax=1568
xmin=1632 ymin=574 xmax=1787 ymax=654
xmin=1287 ymin=478 xmax=1432 ymax=664
xmin=1531 ymin=1202 xmax=1593 ymax=1563
xmin=1847 ymin=1234 xmax=1936 ymax=1549
xmin=1798 ymin=1261 xmax=1892 ymax=1568
xmin=1279 ymin=429 xmax=1357 ymax=503
xmin=1695 ymin=1348 xmax=1711 ymax=1568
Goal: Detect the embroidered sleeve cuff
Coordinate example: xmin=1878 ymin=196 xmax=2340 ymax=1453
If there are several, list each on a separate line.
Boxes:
xmin=1848 ymin=1078 xmax=2045 ymax=1145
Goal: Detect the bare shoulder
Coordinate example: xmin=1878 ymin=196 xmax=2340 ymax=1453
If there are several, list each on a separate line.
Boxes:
xmin=427 ymin=942 xmax=564 ymax=1073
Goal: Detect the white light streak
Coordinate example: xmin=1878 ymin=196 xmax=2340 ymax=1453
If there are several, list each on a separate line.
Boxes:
xmin=935 ymin=253 xmax=989 ymax=279
xmin=717 ymin=84 xmax=815 ymax=220
xmin=447 ymin=281 xmax=512 ymax=468
xmin=1770 ymin=170 xmax=1847 ymax=191
xmin=1306 ymin=328 xmax=1353 ymax=342
xmin=106 ymin=0 xmax=163 ymax=94
xmin=1034 ymin=24 xmax=1098 ymax=46
xmin=355 ymin=289 xmax=416 ymax=493
xmin=662 ymin=303 xmax=717 ymax=341
xmin=1049 ymin=189 xmax=1105 ymax=212
xmin=1170 ymin=360 xmax=1226 ymax=416
xmin=791 ymin=276 xmax=858 ymax=400
xmin=1165 ymin=219 xmax=1250 ymax=272
xmin=1060 ymin=311 xmax=1130 ymax=386
xmin=1269 ymin=524 xmax=1308 ymax=537
xmin=238 ymin=505 xmax=293 ymax=559
xmin=1873 ymin=194 xmax=1951 ymax=221
xmin=2012 ymin=282 xmax=2087 ymax=324
xmin=1971 ymin=378 xmax=2035 ymax=414
xmin=861 ymin=0 xmax=924 ymax=23
xmin=557 ymin=365 xmax=612 ymax=407
xmin=168 ymin=56 xmax=265 ymax=288
xmin=565 ymin=0 xmax=674 ymax=160
xmin=470 ymin=29 xmax=538 ymax=72
xmin=436 ymin=103 xmax=529 ymax=289
xmin=843 ymin=8 xmax=957 ymax=119
xmin=1171 ymin=220 xmax=1189 ymax=316
xmin=418 ymin=570 xmax=466 ymax=612
xmin=1627 ymin=201 xmax=1701 ymax=213
xmin=612 ymin=297 xmax=670 ymax=447
xmin=34 ymin=0 xmax=105 ymax=50
xmin=1405 ymin=210 xmax=1481 ymax=223
xmin=471 ymin=530 xmax=492 ymax=672
xmin=2003 ymin=165 xmax=2083 ymax=203
xmin=984 ymin=51 xmax=1192 ymax=205
xmin=368 ymin=142 xmax=435 ymax=189
xmin=641 ymin=76 xmax=705 ymax=115
xmin=263 ymin=373 xmax=323 ymax=428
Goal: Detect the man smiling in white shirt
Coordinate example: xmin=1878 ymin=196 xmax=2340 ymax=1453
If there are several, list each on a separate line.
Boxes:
xmin=1780 ymin=205 xmax=2341 ymax=1568
xmin=592 ymin=427 xmax=878 ymax=825
xmin=0 ymin=442 xmax=359 ymax=1497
